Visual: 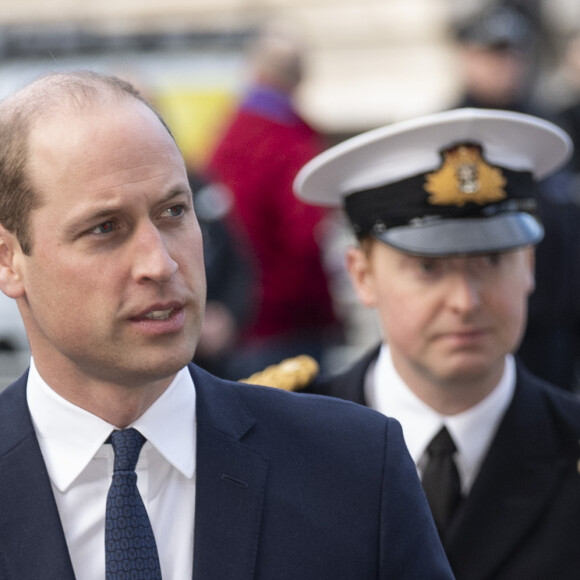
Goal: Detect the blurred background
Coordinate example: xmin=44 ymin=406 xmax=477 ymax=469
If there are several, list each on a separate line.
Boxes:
xmin=1 ymin=0 xmax=580 ymax=387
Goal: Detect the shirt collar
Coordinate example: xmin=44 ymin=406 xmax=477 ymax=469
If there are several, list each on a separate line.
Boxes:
xmin=27 ymin=359 xmax=196 ymax=492
xmin=371 ymin=345 xmax=515 ymax=491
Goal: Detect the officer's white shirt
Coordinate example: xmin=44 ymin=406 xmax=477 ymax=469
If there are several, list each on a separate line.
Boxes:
xmin=368 ymin=345 xmax=515 ymax=494
xmin=27 ymin=358 xmax=196 ymax=580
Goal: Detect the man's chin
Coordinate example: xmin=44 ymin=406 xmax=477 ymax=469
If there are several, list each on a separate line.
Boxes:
xmin=104 ymin=345 xmax=195 ymax=388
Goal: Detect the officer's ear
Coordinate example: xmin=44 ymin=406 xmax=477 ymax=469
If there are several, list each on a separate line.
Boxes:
xmin=0 ymin=226 xmax=25 ymax=299
xmin=346 ymin=241 xmax=379 ymax=308
xmin=525 ymin=246 xmax=536 ymax=296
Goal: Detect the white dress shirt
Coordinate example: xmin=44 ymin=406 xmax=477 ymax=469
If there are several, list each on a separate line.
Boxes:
xmin=26 ymin=358 xmax=197 ymax=580
xmin=368 ymin=345 xmax=515 ymax=494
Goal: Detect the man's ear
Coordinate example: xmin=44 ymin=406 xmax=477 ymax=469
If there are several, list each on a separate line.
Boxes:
xmin=345 ymin=245 xmax=378 ymax=308
xmin=0 ymin=226 xmax=25 ymax=299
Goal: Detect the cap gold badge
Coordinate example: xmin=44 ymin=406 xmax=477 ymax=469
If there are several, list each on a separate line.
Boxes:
xmin=424 ymin=144 xmax=507 ymax=207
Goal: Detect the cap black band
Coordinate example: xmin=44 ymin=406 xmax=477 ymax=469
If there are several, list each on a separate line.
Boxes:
xmin=344 ymin=168 xmax=537 ymax=237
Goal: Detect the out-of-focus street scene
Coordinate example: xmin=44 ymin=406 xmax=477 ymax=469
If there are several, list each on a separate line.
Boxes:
xmin=1 ymin=0 xmax=580 ymax=389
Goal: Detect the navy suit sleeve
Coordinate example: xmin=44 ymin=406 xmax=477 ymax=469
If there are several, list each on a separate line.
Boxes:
xmin=380 ymin=418 xmax=454 ymax=578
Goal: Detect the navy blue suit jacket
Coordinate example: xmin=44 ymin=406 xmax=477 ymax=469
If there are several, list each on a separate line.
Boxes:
xmin=0 ymin=363 xmax=452 ymax=579
xmin=308 ymin=347 xmax=580 ymax=579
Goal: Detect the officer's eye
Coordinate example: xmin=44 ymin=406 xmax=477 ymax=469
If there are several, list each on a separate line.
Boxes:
xmin=484 ymin=253 xmax=502 ymax=266
xmin=418 ymin=259 xmax=440 ymax=274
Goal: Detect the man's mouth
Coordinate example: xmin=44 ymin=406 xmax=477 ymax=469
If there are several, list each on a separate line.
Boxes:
xmin=143 ymin=309 xmax=174 ymax=321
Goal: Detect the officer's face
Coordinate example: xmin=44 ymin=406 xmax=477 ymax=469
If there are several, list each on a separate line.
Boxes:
xmin=347 ymin=241 xmax=534 ymax=394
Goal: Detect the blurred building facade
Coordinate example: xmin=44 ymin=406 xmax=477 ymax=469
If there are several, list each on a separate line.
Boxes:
xmin=1 ymin=0 xmax=577 ymax=140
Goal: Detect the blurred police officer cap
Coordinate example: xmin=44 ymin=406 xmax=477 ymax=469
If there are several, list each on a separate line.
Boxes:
xmin=454 ymin=4 xmax=538 ymax=51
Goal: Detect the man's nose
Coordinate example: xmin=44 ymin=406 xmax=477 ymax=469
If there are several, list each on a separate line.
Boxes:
xmin=131 ymin=223 xmax=178 ymax=284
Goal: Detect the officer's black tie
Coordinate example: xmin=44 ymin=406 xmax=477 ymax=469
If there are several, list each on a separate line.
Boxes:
xmin=421 ymin=426 xmax=461 ymax=535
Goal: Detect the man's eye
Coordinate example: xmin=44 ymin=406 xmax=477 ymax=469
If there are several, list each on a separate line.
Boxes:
xmin=90 ymin=221 xmax=116 ymax=235
xmin=164 ymin=205 xmax=185 ymax=218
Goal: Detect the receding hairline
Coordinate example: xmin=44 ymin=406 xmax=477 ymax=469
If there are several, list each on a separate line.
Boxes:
xmin=0 ymin=70 xmax=174 ymax=255
xmin=0 ymin=70 xmax=170 ymax=138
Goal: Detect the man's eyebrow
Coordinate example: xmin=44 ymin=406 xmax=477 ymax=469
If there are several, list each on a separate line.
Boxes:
xmin=160 ymin=186 xmax=194 ymax=203
xmin=64 ymin=186 xmax=193 ymax=237
xmin=64 ymin=205 xmax=120 ymax=238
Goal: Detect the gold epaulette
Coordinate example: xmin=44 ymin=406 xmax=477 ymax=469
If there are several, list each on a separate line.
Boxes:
xmin=240 ymin=355 xmax=319 ymax=391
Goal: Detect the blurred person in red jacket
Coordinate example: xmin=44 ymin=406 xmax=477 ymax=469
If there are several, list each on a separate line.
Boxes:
xmin=205 ymin=28 xmax=340 ymax=379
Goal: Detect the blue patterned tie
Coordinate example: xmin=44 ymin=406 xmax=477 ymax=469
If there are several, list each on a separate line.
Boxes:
xmin=105 ymin=428 xmax=162 ymax=579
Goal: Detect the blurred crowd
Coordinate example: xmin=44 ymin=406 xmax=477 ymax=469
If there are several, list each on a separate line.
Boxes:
xmin=188 ymin=2 xmax=580 ymax=393
xmin=2 ymin=1 xmax=580 ymax=392
xmin=195 ymin=28 xmax=343 ymax=380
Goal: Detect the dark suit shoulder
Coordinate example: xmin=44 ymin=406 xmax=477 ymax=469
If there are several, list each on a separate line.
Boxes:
xmin=0 ymin=372 xmax=32 ymax=455
xmin=303 ymin=345 xmax=381 ymax=406
xmin=516 ymin=363 xmax=580 ymax=442
xmin=232 ymin=376 xmax=391 ymax=437
xmin=191 ymin=361 xmax=397 ymax=467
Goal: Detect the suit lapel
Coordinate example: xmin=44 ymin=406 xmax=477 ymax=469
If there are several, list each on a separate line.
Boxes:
xmin=0 ymin=366 xmax=268 ymax=580
xmin=444 ymin=370 xmax=569 ymax=580
xmin=0 ymin=375 xmax=75 ymax=579
xmin=190 ymin=366 xmax=268 ymax=580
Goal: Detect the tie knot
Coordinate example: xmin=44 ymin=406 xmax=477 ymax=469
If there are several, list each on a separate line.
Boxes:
xmin=427 ymin=426 xmax=457 ymax=457
xmin=110 ymin=428 xmax=146 ymax=472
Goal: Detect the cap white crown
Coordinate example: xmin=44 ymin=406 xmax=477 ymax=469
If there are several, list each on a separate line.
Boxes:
xmin=294 ymin=108 xmax=572 ymax=207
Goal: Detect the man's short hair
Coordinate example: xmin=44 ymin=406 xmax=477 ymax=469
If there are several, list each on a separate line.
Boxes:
xmin=0 ymin=70 xmax=171 ymax=255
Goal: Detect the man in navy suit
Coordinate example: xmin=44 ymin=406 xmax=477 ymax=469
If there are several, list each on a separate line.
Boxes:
xmin=294 ymin=108 xmax=580 ymax=579
xmin=0 ymin=70 xmax=452 ymax=579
